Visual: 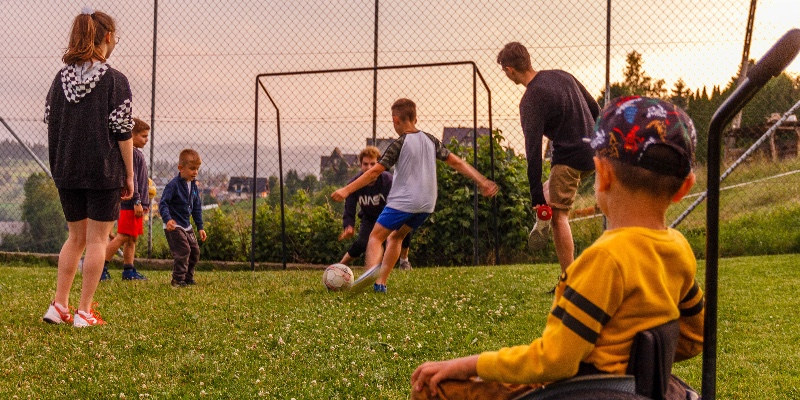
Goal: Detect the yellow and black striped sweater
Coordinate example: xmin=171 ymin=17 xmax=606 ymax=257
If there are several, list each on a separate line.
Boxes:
xmin=477 ymin=226 xmax=704 ymax=384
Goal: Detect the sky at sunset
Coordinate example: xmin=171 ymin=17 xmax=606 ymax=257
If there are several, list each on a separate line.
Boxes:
xmin=1 ymin=0 xmax=798 ymax=177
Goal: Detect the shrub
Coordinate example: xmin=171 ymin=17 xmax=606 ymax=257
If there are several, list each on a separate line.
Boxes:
xmin=201 ymin=207 xmax=251 ymax=262
xmin=253 ymin=190 xmax=346 ymax=264
xmin=0 ymin=173 xmax=66 ymax=253
xmin=412 ymin=131 xmax=534 ymax=265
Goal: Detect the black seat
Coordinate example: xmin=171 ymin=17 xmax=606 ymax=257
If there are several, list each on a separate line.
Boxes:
xmin=626 ymin=320 xmax=680 ymax=400
xmin=513 ymin=320 xmax=681 ymax=400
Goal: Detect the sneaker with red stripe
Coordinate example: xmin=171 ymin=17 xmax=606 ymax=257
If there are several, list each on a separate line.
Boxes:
xmin=43 ymin=301 xmax=73 ymax=324
xmin=73 ymin=308 xmax=106 ymax=327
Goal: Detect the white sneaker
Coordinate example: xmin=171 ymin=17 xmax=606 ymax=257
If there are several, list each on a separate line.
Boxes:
xmin=73 ymin=309 xmax=106 ymax=327
xmin=397 ymin=259 xmax=412 ymax=271
xmin=527 ymin=218 xmax=551 ymax=251
xmin=349 ymin=265 xmax=381 ymax=293
xmin=43 ymin=301 xmax=73 ymax=324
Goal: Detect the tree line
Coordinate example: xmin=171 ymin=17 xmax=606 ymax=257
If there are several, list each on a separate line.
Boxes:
xmin=599 ymin=51 xmax=800 ymax=163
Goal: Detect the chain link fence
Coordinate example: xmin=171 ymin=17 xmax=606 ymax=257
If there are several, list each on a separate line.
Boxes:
xmin=1 ymin=0 xmax=798 ymax=263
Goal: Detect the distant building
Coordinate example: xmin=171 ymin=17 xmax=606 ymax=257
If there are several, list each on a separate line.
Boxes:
xmin=724 ymin=114 xmax=799 ymax=162
xmin=227 ymin=176 xmax=269 ymax=198
xmin=442 ymin=126 xmax=491 ymax=146
xmin=367 ymin=138 xmax=395 ymax=155
xmin=320 ymin=147 xmax=358 ymax=175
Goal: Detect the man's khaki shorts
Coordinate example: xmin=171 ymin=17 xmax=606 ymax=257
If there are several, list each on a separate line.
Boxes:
xmin=547 ymin=164 xmax=594 ymax=210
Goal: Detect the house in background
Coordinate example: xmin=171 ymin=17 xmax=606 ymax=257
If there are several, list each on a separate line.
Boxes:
xmin=319 ymin=138 xmax=397 ymax=176
xmin=227 ymin=176 xmax=269 ymax=198
xmin=442 ymin=126 xmax=491 ymax=146
xmin=320 ymin=147 xmax=359 ymax=175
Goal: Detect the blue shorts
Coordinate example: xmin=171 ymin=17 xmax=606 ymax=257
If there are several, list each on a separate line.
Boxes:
xmin=376 ymin=207 xmax=429 ymax=231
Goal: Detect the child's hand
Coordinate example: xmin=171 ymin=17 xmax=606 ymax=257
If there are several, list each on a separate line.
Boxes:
xmin=411 ymin=355 xmax=480 ymax=398
xmin=166 ymin=220 xmax=176 ymax=231
xmin=480 ymin=180 xmax=499 ymax=197
xmin=134 ymin=203 xmax=144 ymax=217
xmin=338 ymin=226 xmax=354 ymax=241
xmin=331 ymin=188 xmax=349 ymax=202
xmin=198 ymin=229 xmax=207 ymax=242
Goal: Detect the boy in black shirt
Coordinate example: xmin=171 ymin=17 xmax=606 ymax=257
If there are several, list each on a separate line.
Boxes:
xmin=338 ymin=146 xmax=412 ymax=269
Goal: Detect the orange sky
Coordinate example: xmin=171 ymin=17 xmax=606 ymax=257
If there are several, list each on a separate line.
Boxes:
xmin=1 ymin=0 xmax=797 ymax=176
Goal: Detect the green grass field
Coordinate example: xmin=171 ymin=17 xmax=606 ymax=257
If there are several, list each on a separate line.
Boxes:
xmin=2 ymin=254 xmax=799 ymax=399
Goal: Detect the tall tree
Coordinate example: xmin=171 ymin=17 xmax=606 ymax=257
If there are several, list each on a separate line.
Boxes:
xmin=670 ymin=78 xmax=691 ymax=109
xmin=597 ymin=50 xmax=668 ymax=104
xmin=623 ymin=51 xmax=652 ymax=96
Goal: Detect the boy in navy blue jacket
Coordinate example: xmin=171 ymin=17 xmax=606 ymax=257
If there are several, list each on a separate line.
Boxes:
xmin=159 ymin=149 xmax=207 ymax=287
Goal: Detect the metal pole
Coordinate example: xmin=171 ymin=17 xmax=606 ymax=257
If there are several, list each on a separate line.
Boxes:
xmin=487 ymin=84 xmax=497 ymax=265
xmin=700 ymin=29 xmax=800 ymax=400
xmin=252 ymin=80 xmax=259 ymax=272
xmin=148 ymin=0 xmax=159 ymax=258
xmin=472 ymin=66 xmax=479 ymax=266
xmin=256 ymin=79 xmax=288 ymax=270
xmin=731 ymin=0 xmax=758 ymax=130
xmin=604 ymin=0 xmax=611 ymax=105
xmin=0 ymin=117 xmax=51 ymax=178
xmin=603 ymin=0 xmax=611 ymax=231
xmin=371 ymin=0 xmax=379 ymax=145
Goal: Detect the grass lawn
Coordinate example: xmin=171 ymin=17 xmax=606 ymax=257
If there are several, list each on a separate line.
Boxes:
xmin=1 ymin=254 xmax=799 ymax=399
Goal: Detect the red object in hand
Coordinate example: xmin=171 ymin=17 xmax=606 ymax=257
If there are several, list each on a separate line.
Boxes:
xmin=536 ymin=205 xmax=552 ymax=221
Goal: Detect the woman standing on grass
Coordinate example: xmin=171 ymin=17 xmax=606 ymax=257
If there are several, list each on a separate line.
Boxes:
xmin=42 ymin=7 xmax=134 ymax=327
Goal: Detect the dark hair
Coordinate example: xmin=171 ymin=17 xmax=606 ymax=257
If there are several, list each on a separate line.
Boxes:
xmin=497 ymin=42 xmax=532 ymax=72
xmin=391 ymin=98 xmax=416 ymax=122
xmin=63 ymin=11 xmax=116 ymax=65
xmin=605 ymin=156 xmax=685 ymax=198
xmin=132 ymin=118 xmax=150 ymax=135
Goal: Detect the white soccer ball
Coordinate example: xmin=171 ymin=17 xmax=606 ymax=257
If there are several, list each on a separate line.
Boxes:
xmin=322 ymin=263 xmax=354 ymax=291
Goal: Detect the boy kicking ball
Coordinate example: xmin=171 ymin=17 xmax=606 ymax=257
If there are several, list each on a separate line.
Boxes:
xmin=332 ymin=98 xmax=498 ymax=293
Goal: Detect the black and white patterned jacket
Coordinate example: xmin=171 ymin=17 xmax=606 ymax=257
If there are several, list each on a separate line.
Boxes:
xmin=44 ymin=61 xmax=133 ymax=189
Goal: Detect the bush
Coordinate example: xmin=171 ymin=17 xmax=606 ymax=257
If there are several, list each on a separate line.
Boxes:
xmin=253 ymin=190 xmax=346 ymax=264
xmin=0 ymin=173 xmax=66 ymax=253
xmin=201 ymin=206 xmax=251 ymax=262
xmin=412 ymin=131 xmax=534 ymax=265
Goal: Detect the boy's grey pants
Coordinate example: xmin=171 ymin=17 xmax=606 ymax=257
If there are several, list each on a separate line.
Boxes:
xmin=165 ymin=228 xmax=200 ymax=282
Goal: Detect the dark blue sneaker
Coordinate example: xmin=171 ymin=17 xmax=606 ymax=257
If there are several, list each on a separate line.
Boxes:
xmin=122 ymin=268 xmax=147 ymax=280
xmin=373 ymin=283 xmax=387 ymax=293
xmin=100 ymin=267 xmax=112 ymax=281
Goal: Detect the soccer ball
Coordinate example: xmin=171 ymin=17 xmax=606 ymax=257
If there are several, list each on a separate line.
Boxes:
xmin=322 ymin=263 xmax=354 ymax=291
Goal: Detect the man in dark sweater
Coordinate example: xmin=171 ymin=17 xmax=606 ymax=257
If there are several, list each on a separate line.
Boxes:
xmin=497 ymin=42 xmax=600 ymax=275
